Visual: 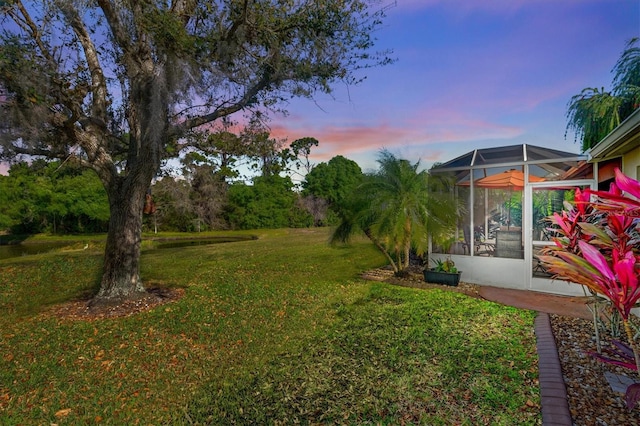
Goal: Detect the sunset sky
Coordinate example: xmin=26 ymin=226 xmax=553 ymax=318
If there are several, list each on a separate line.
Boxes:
xmin=269 ymin=0 xmax=640 ymax=174
xmin=0 ymin=1 xmax=638 ymax=178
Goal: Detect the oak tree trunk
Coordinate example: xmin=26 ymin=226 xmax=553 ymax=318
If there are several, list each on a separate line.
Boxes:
xmin=92 ymin=179 xmax=148 ymax=305
xmin=89 ymin=68 xmax=165 ymax=305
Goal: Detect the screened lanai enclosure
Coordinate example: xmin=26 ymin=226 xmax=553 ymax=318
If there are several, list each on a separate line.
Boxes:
xmin=429 ymin=144 xmax=594 ymax=296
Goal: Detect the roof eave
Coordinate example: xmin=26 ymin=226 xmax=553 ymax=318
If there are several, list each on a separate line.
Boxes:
xmin=589 ymin=108 xmax=640 ymax=160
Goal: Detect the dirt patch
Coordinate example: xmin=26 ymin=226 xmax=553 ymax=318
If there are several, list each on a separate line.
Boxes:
xmin=44 ymin=286 xmax=185 ymax=321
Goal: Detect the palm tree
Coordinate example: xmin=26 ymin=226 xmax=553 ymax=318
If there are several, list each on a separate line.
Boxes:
xmin=612 ymin=37 xmax=640 ymax=112
xmin=565 ymin=87 xmax=623 ymax=152
xmin=566 ymin=38 xmax=640 ymax=151
xmin=331 ymin=150 xmax=459 ymax=275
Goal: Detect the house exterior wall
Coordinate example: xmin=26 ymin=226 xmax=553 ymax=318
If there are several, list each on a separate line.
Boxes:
xmin=622 ymin=145 xmax=640 ymax=180
xmin=430 ymin=252 xmax=587 ymax=296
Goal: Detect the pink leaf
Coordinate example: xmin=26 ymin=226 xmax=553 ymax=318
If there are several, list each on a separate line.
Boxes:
xmin=551 ymin=212 xmax=571 ymax=235
xmin=590 ymin=351 xmax=638 ymax=370
xmin=578 ymin=240 xmax=615 ymax=282
xmin=575 ymin=188 xmax=590 ymax=214
xmin=614 ymin=251 xmax=637 ymax=290
xmin=578 ymin=222 xmax=612 ymax=244
xmin=610 ymin=181 xmax=622 ymax=196
xmin=625 ymin=383 xmax=640 ymax=411
xmin=615 ymin=168 xmax=640 ymax=199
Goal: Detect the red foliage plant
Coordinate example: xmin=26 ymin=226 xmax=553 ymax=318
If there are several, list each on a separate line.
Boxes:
xmin=538 ymin=168 xmax=640 ymax=410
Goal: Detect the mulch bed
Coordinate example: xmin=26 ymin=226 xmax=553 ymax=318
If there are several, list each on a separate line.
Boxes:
xmin=550 ymin=315 xmax=640 ymax=425
xmin=362 ymin=266 xmax=481 ymax=298
xmin=45 ymin=285 xmax=185 ymax=321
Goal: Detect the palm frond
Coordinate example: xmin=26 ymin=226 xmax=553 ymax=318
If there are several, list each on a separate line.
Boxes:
xmin=332 ymin=149 xmax=460 ymax=272
xmin=565 ymin=87 xmax=622 ymax=151
xmin=613 ymin=38 xmax=640 ymax=94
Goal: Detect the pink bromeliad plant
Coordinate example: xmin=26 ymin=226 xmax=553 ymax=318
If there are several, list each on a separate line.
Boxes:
xmin=538 ymin=168 xmax=640 ymax=410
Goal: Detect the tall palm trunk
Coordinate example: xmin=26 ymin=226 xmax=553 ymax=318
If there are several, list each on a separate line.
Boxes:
xmin=402 ymin=218 xmax=412 ymax=270
xmin=364 ymin=228 xmax=399 ymax=273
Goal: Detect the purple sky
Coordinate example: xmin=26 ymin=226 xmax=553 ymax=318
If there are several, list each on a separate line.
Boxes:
xmin=0 ymin=1 xmax=638 ymax=177
xmin=268 ymin=0 xmax=640 ymax=173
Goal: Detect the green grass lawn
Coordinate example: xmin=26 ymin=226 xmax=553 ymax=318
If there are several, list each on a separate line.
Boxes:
xmin=0 ymin=228 xmax=540 ymax=424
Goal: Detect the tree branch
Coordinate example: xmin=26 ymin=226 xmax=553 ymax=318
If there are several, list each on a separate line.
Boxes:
xmin=9 ymin=1 xmax=56 ymax=66
xmin=170 ymin=0 xmax=198 ymax=26
xmin=11 ymin=144 xmax=69 ymax=160
xmin=95 ymin=0 xmax=133 ymax=60
xmin=59 ymin=3 xmax=109 ymax=124
xmin=173 ymin=60 xmax=274 ymax=137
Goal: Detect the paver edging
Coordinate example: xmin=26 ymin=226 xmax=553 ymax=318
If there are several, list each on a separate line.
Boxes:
xmin=535 ymin=312 xmax=572 ymax=426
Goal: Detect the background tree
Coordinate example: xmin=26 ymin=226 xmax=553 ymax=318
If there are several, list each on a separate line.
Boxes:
xmin=612 ymin=37 xmax=640 ymax=118
xmin=239 ymin=118 xmax=307 ymax=179
xmin=298 ymin=195 xmax=330 ymax=227
xmin=225 ymin=175 xmax=312 ymax=229
xmin=148 ymin=176 xmax=195 ymax=232
xmin=286 ymin=137 xmax=319 ymax=186
xmin=0 ymin=1 xmax=389 ymax=305
xmin=566 ymin=38 xmax=640 ymax=151
xmin=0 ymin=160 xmax=108 ymax=234
xmin=51 ymin=167 xmax=110 ymax=233
xmin=302 ymin=155 xmax=363 ymax=221
xmin=182 ymin=129 xmax=249 ymax=183
xmin=0 ymin=174 xmax=12 ymax=231
xmin=189 ymin=166 xmax=228 ymax=230
xmin=180 ymin=152 xmax=229 ymax=230
xmin=332 ymin=150 xmax=459 ymax=275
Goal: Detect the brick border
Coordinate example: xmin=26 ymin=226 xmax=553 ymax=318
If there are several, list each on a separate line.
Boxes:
xmin=535 ymin=312 xmax=573 ymax=426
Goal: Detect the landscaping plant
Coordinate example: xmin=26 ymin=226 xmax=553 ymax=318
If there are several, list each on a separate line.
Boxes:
xmin=432 ymin=257 xmax=458 ymax=273
xmin=332 ymin=150 xmax=460 ymax=276
xmin=538 ymin=168 xmax=640 ymax=409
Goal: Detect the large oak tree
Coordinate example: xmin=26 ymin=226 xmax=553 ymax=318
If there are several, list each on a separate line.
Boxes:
xmin=0 ymin=0 xmax=390 ymax=305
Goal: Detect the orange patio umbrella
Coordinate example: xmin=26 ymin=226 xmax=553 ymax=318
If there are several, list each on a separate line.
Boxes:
xmin=473 ymin=169 xmax=544 ymax=189
xmin=464 ymin=169 xmax=545 ymax=231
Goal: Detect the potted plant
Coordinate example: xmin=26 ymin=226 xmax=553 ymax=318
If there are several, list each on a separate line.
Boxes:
xmin=424 ymin=257 xmax=462 ymax=286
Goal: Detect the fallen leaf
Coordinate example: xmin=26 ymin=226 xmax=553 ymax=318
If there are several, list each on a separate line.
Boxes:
xmin=55 ymin=408 xmax=72 ymax=418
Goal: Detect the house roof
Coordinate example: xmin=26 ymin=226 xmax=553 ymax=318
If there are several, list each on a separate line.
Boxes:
xmin=589 ymin=108 xmax=640 ymax=160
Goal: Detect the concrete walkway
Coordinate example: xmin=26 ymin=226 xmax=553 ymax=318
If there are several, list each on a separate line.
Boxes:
xmin=478 ymin=286 xmax=593 ymax=426
xmin=479 ymin=286 xmax=592 ymax=319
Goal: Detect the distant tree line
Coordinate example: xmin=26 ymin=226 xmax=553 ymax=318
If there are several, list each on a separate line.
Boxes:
xmin=0 ymin=132 xmax=364 ymax=234
xmin=0 ymin=145 xmax=462 ymax=282
xmin=0 ymin=159 xmax=109 ymax=234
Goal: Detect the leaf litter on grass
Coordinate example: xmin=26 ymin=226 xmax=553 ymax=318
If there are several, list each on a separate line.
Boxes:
xmin=189 ymin=283 xmax=540 ymax=425
xmin=0 ymin=229 xmax=540 ymax=424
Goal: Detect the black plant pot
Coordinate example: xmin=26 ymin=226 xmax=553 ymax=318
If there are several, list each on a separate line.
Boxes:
xmin=423 ymin=269 xmax=462 ymax=287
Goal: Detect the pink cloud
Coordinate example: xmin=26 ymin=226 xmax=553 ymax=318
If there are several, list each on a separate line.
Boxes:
xmin=269 ymin=105 xmax=521 ymax=164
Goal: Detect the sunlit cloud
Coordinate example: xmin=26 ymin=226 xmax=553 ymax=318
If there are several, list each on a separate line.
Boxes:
xmin=270 ymin=104 xmax=521 ymax=165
